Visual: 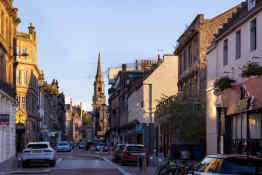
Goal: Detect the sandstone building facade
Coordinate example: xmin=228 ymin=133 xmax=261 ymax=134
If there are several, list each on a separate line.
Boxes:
xmin=0 ymin=0 xmax=20 ymax=169
xmin=15 ymin=23 xmax=41 ymax=150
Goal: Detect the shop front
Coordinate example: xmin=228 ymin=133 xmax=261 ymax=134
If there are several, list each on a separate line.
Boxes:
xmin=217 ymin=76 xmax=262 ymax=155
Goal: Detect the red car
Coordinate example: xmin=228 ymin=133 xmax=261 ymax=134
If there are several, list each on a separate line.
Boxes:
xmin=121 ymin=144 xmax=149 ymax=165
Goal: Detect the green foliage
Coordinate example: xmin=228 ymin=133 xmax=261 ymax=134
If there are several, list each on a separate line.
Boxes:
xmin=156 ymin=95 xmax=206 ymax=142
xmin=214 ymin=76 xmax=235 ymax=92
xmin=241 ymin=61 xmax=262 ymax=78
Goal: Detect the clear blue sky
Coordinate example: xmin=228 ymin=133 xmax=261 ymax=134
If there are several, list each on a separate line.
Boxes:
xmin=13 ymin=0 xmax=242 ymax=110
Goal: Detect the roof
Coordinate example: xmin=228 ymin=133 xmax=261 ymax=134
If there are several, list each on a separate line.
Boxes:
xmin=215 ymin=0 xmax=262 ymax=42
xmin=208 ymin=154 xmax=262 ymax=160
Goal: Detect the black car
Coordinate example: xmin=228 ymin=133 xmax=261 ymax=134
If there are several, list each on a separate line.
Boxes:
xmin=193 ymin=154 xmax=262 ymax=175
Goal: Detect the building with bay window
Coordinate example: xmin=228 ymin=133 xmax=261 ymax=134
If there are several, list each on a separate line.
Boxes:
xmin=207 ymin=0 xmax=262 ymax=155
xmin=15 ymin=24 xmax=42 ymax=151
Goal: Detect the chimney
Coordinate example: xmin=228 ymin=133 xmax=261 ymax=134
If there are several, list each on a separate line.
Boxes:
xmin=122 ymin=64 xmax=127 ymax=72
xmin=28 ymin=23 xmax=36 ymax=41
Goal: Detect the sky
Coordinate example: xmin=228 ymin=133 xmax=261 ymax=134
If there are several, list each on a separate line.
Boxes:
xmin=13 ymin=0 xmax=242 ymax=111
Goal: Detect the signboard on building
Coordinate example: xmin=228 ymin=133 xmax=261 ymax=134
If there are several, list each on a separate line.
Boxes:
xmin=136 ymin=124 xmax=142 ymax=132
xmin=0 ymin=114 xmax=9 ymax=125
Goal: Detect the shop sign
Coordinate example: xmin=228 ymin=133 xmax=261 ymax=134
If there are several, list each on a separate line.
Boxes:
xmin=0 ymin=114 xmax=9 ymax=125
xmin=238 ymin=85 xmax=254 ymax=110
xmin=136 ymin=124 xmax=142 ymax=132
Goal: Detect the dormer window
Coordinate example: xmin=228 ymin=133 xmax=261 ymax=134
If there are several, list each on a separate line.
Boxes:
xmin=248 ymin=0 xmax=256 ymax=11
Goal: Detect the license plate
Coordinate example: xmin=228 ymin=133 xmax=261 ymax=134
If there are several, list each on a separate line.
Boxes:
xmin=32 ymin=150 xmax=42 ymax=153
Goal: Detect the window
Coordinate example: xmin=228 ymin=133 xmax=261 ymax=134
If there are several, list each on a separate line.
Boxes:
xmin=250 ymin=18 xmax=256 ymax=51
xmin=98 ymin=87 xmax=102 ymax=92
xmin=223 ymin=39 xmax=228 ymax=66
xmin=16 ymin=96 xmax=20 ymax=109
xmin=22 ymin=96 xmax=26 ymax=109
xmin=248 ymin=0 xmax=256 ymax=11
xmin=183 ymin=50 xmax=187 ymax=71
xmin=188 ymin=44 xmax=192 ymax=66
xmin=16 ymin=47 xmax=20 ymax=56
xmin=249 ymin=113 xmax=261 ymax=139
xmin=16 ymin=70 xmax=20 ymax=84
xmin=236 ymin=30 xmax=241 ymax=59
xmin=179 ymin=56 xmax=182 ymax=74
xmin=22 ymin=71 xmax=27 ymax=85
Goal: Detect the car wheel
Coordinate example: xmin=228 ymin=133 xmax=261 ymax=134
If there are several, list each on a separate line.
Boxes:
xmin=22 ymin=161 xmax=28 ymax=168
xmin=50 ymin=160 xmax=56 ymax=167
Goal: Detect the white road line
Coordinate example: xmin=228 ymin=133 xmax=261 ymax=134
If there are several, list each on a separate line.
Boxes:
xmin=56 ymin=158 xmax=63 ymax=166
xmin=102 ymin=157 xmax=133 ymax=175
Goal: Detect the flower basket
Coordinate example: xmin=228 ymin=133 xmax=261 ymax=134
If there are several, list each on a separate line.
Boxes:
xmin=214 ymin=76 xmax=235 ymax=92
xmin=241 ymin=62 xmax=262 ymax=78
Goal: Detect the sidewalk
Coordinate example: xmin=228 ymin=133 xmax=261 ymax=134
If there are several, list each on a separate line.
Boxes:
xmin=0 ymin=156 xmax=19 ymax=175
xmin=86 ymin=151 xmax=159 ymax=175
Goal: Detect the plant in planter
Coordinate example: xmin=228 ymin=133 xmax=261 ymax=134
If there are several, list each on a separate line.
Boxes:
xmin=241 ymin=61 xmax=262 ymax=78
xmin=214 ymin=76 xmax=235 ymax=92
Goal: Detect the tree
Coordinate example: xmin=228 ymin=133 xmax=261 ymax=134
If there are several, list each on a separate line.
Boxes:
xmin=156 ymin=95 xmax=206 ymax=143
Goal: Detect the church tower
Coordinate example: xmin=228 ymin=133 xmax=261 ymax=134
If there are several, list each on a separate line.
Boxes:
xmin=92 ymin=53 xmax=109 ymax=138
xmin=92 ymin=52 xmax=106 ymax=109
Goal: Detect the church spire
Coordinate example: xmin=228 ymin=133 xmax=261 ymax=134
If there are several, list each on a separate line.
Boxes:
xmin=96 ymin=52 xmax=104 ymax=82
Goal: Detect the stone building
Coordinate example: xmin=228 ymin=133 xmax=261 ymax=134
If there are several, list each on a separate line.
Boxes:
xmin=207 ymin=0 xmax=262 ymax=155
xmin=0 ymin=0 xmax=20 ymax=169
xmin=15 ymin=24 xmax=42 ymax=150
xmin=92 ymin=53 xmax=109 ymax=140
xmin=40 ymin=80 xmax=65 ymax=145
xmin=108 ymin=56 xmax=166 ymax=148
xmin=65 ymin=100 xmax=83 ymax=142
xmin=174 ymin=6 xmax=239 ymax=102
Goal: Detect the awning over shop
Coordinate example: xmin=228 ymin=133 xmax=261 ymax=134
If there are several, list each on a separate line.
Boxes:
xmin=221 ymin=76 xmax=262 ymax=115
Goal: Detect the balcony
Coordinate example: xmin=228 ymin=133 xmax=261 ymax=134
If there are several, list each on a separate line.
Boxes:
xmin=0 ymin=80 xmax=16 ymax=98
xmin=179 ymin=62 xmax=199 ymax=81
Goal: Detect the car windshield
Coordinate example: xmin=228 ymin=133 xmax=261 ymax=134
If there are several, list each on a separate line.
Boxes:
xmin=59 ymin=143 xmax=68 ymax=146
xmin=27 ymin=144 xmax=48 ymax=149
xmin=127 ymin=146 xmax=144 ymax=151
xmin=220 ymin=158 xmax=262 ymax=174
xmin=120 ymin=145 xmax=126 ymax=150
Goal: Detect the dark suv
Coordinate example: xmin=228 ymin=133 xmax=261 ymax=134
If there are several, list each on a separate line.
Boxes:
xmin=193 ymin=154 xmax=262 ymax=175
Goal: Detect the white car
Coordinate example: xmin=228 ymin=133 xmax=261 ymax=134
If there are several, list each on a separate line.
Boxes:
xmin=56 ymin=141 xmax=71 ymax=152
xmin=22 ymin=142 xmax=56 ymax=168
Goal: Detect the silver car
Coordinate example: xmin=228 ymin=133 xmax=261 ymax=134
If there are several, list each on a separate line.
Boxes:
xmin=56 ymin=141 xmax=71 ymax=152
xmin=22 ymin=142 xmax=56 ymax=168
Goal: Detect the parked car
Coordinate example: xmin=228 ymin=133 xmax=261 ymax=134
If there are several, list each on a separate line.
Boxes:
xmin=193 ymin=154 xmax=262 ymax=175
xmin=22 ymin=142 xmax=56 ymax=168
xmin=112 ymin=144 xmax=127 ymax=162
xmin=121 ymin=144 xmax=149 ymax=165
xmin=79 ymin=141 xmax=86 ymax=149
xmin=103 ymin=145 xmax=109 ymax=152
xmin=56 ymin=141 xmax=71 ymax=152
xmin=96 ymin=143 xmax=105 ymax=151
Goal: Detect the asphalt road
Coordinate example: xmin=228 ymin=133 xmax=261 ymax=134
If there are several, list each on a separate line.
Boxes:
xmin=11 ymin=150 xmax=123 ymax=175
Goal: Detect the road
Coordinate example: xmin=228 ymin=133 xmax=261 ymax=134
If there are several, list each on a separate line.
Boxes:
xmin=11 ymin=150 xmax=124 ymax=175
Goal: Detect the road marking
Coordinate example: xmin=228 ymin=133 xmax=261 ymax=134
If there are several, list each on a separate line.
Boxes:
xmin=102 ymin=157 xmax=133 ymax=175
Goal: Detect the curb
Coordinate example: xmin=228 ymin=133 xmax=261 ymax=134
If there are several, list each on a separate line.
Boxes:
xmin=7 ymin=168 xmax=52 ymax=174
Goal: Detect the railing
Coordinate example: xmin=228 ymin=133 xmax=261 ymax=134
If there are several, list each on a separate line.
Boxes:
xmin=0 ymin=80 xmax=16 ymax=98
xmin=232 ymin=138 xmax=262 ymax=155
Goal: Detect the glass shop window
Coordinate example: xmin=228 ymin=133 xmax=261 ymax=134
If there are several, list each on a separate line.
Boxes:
xmin=249 ymin=113 xmax=261 ymax=139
